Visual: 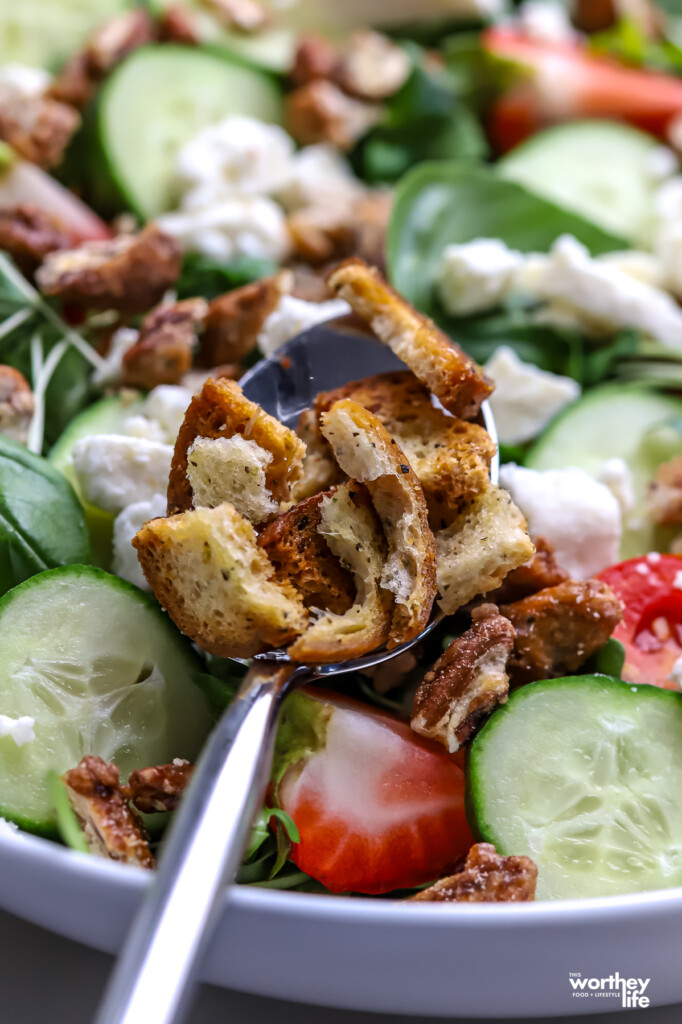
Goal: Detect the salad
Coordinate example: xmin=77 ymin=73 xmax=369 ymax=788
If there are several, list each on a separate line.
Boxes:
xmin=4 ymin=0 xmax=682 ymax=906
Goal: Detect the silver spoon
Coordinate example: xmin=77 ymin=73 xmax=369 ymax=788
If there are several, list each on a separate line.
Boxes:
xmin=94 ymin=322 xmax=499 ymax=1024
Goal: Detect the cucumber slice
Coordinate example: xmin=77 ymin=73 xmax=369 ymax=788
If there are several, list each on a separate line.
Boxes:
xmin=0 ymin=565 xmax=212 ymax=834
xmin=49 ymin=392 xmax=145 ymax=567
xmin=468 ymin=675 xmax=682 ymax=900
xmin=525 ymin=384 xmax=682 ymax=558
xmin=0 ymin=0 xmax=127 ymax=72
xmin=500 ymin=121 xmax=661 ymax=245
xmin=95 ymin=45 xmax=283 ymax=218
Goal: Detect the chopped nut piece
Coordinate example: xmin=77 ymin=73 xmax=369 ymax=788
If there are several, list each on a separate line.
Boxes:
xmin=435 ymin=487 xmax=535 ymax=615
xmin=199 ymin=273 xmax=290 ymax=367
xmin=122 ymin=297 xmax=207 ymax=390
xmin=321 ymin=399 xmax=438 ymax=648
xmin=0 ymin=88 xmax=80 ymax=169
xmin=0 ymin=204 xmax=69 ymax=273
xmin=258 ymin=489 xmax=356 ymax=614
xmin=134 ymin=501 xmax=308 ymax=658
xmin=412 ymin=604 xmax=514 ymax=753
xmin=291 ymin=34 xmax=337 ymax=87
xmin=326 ymin=259 xmax=493 ymax=420
xmin=315 ymin=370 xmax=495 ymax=528
xmin=47 ymin=53 xmax=96 ymax=110
xmin=287 ymin=206 xmax=356 ymax=265
xmin=647 ymin=456 xmax=682 ymax=526
xmin=286 ymin=80 xmax=381 ymax=150
xmin=157 ymin=4 xmax=201 ymax=44
xmin=168 ymin=377 xmax=305 ymax=514
xmin=128 ymin=761 xmax=194 ymax=814
xmin=410 ymin=843 xmax=537 ymax=903
xmin=62 ymin=755 xmax=154 ymax=868
xmin=335 ymin=31 xmax=411 ymax=101
xmin=87 ymin=9 xmax=155 ymax=74
xmin=291 ymin=407 xmax=344 ymax=501
xmin=0 ymin=366 xmax=34 ymax=444
xmin=487 ymin=536 xmax=569 ymax=605
xmin=200 ymin=0 xmax=270 ymax=32
xmin=36 ymin=225 xmax=182 ymax=313
xmin=572 ymin=0 xmax=616 ymax=32
xmin=501 ymin=579 xmax=624 ymax=687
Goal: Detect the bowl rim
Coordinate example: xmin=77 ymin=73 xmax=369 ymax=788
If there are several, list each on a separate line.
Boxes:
xmin=4 ymin=827 xmax=682 ymax=929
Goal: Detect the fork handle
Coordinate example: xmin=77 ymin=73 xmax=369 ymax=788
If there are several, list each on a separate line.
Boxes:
xmin=94 ymin=660 xmax=308 ymax=1024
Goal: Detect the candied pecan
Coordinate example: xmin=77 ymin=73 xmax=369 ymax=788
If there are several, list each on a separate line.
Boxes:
xmin=46 ymin=53 xmax=96 ymax=110
xmin=334 ymin=31 xmax=411 ymax=101
xmin=412 ymin=604 xmax=514 ymax=753
xmin=647 ymin=456 xmax=682 ymax=526
xmin=0 ymin=205 xmax=69 ymax=273
xmin=122 ymin=297 xmax=207 ymax=389
xmin=258 ymin=489 xmax=356 ymax=614
xmin=87 ymin=9 xmax=155 ymax=75
xmin=0 ymin=366 xmax=34 ymax=444
xmin=410 ymin=843 xmax=537 ymax=903
xmin=287 ymin=206 xmax=356 ymax=265
xmin=157 ymin=4 xmax=201 ymax=43
xmin=62 ymin=755 xmax=154 ymax=868
xmin=128 ymin=760 xmax=193 ymax=814
xmin=501 ymin=579 xmax=623 ymax=687
xmin=36 ymin=225 xmax=182 ymax=313
xmin=571 ymin=0 xmax=616 ymax=32
xmin=199 ymin=272 xmax=290 ymax=367
xmin=285 ymin=80 xmax=381 ymax=150
xmin=291 ymin=34 xmax=337 ymax=87
xmin=288 ymin=264 xmax=333 ymax=303
xmin=199 ymin=0 xmax=269 ymax=31
xmin=0 ymin=89 xmax=80 ymax=169
xmin=487 ymin=536 xmax=569 ymax=605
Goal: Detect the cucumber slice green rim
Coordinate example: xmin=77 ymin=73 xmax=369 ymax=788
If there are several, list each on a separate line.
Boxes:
xmin=468 ymin=674 xmax=682 ymax=900
xmin=95 ymin=44 xmax=284 ymax=219
xmin=0 ymin=564 xmax=212 ymax=835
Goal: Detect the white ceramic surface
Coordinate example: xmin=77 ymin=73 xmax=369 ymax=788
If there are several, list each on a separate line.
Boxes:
xmin=1 ymin=829 xmax=682 ymax=1018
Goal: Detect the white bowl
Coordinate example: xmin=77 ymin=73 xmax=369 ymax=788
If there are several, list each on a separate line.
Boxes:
xmin=1 ymin=829 xmax=682 ymax=1018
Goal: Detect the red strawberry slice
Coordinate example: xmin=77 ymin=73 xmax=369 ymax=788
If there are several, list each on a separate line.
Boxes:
xmin=483 ymin=28 xmax=682 ymax=149
xmin=274 ymin=689 xmax=473 ymax=894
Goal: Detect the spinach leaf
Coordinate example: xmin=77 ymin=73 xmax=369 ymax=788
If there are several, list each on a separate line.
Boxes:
xmin=176 ymin=253 xmax=277 ymax=300
xmin=387 ymin=161 xmax=626 ymax=316
xmin=0 ymin=436 xmax=90 ymax=597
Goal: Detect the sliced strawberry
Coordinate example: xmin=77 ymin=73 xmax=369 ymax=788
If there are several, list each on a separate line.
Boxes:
xmin=0 ymin=159 xmax=111 ymax=245
xmin=273 ymin=688 xmax=473 ymax=894
xmin=483 ymin=28 xmax=682 ymax=149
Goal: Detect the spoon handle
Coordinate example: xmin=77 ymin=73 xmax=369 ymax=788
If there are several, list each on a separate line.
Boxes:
xmin=94 ymin=659 xmax=307 ymax=1024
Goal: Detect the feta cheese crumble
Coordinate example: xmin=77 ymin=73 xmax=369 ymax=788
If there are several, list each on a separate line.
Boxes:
xmin=517 ymin=2 xmax=577 ymax=43
xmin=437 ymin=238 xmax=523 ymax=316
xmin=0 ymin=63 xmax=52 ymax=98
xmin=258 ymin=295 xmax=352 ymax=357
xmin=140 ymin=385 xmax=193 ymax=444
xmin=158 ymin=196 xmax=291 ymax=264
xmin=276 ymin=144 xmax=364 ymax=211
xmin=499 ymin=464 xmax=622 ymax=580
xmin=112 ymin=494 xmax=167 ymax=591
xmin=71 ymin=435 xmax=173 ymax=515
xmin=0 ymin=714 xmax=35 ymax=747
xmin=484 ymin=346 xmax=579 ymax=445
xmin=598 ymin=457 xmax=635 ymax=514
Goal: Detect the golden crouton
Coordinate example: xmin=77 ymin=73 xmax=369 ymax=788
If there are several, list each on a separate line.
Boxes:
xmin=288 ymin=482 xmax=392 ymax=662
xmin=186 ymin=435 xmax=279 ymax=524
xmin=315 ymin=370 xmax=495 ymax=527
xmin=435 ymin=486 xmax=535 ymax=616
xmin=325 ymin=259 xmax=493 ymax=420
xmin=133 ymin=502 xmax=308 ymax=658
xmin=258 ymin=489 xmax=356 ymax=615
xmin=167 ymin=378 xmax=305 ymax=515
xmin=291 ymin=407 xmax=345 ymax=501
xmin=321 ymin=399 xmax=437 ymax=647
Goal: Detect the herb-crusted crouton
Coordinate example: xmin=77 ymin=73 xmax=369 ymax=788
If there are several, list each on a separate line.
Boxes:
xmin=288 ymin=482 xmax=392 ymax=662
xmin=435 ymin=487 xmax=535 ymax=615
xmin=315 ymin=370 xmax=495 ymax=527
xmin=167 ymin=378 xmax=305 ymax=515
xmin=186 ymin=435 xmax=279 ymax=524
xmin=321 ymin=399 xmax=437 ymax=647
xmin=258 ymin=489 xmax=356 ymax=614
xmin=133 ymin=502 xmax=308 ymax=658
xmin=291 ymin=407 xmax=344 ymax=501
xmin=325 ymin=259 xmax=493 ymax=420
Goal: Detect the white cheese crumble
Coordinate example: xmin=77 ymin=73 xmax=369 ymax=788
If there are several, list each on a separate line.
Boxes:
xmin=598 ymin=457 xmax=636 ymax=514
xmin=157 ymin=196 xmax=291 ymax=264
xmin=71 ymin=435 xmax=173 ymax=515
xmin=517 ymin=1 xmax=577 ymax=43
xmin=484 ymin=346 xmax=579 ymax=445
xmin=0 ymin=63 xmax=52 ymax=98
xmin=257 ymin=295 xmax=352 ymax=357
xmin=517 ymin=234 xmax=682 ymax=349
xmin=112 ymin=493 xmax=167 ymax=591
xmin=0 ymin=714 xmax=35 ymax=747
xmin=499 ymin=463 xmax=622 ymax=580
xmin=437 ymin=238 xmax=523 ymax=316
xmin=276 ymin=144 xmax=364 ymax=211
xmin=647 ymin=145 xmax=679 ymax=182
xmin=141 ymin=385 xmax=193 ymax=444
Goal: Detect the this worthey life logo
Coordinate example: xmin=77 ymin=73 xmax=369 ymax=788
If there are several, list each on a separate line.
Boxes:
xmin=569 ymin=972 xmax=651 ymax=1008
